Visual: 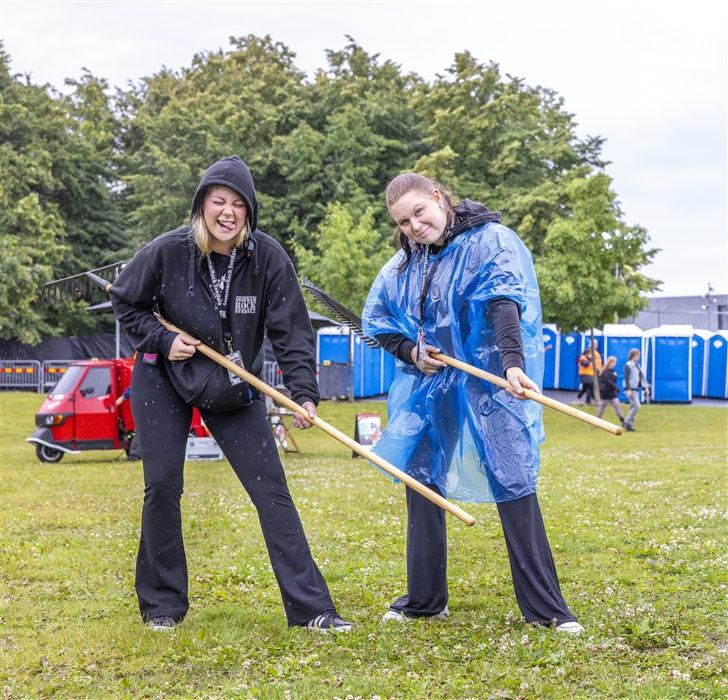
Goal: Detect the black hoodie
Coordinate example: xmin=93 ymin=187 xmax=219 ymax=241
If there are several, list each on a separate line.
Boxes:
xmin=110 ymin=157 xmax=319 ymax=410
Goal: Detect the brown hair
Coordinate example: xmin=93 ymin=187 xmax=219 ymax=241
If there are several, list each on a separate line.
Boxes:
xmin=386 ymin=173 xmax=456 ymax=270
xmin=191 ymin=186 xmax=249 ymax=255
xmin=628 ymin=348 xmax=640 ymax=361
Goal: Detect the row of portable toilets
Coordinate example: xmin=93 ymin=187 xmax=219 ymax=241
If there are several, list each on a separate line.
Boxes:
xmin=541 ymin=324 xmax=728 ymax=402
xmin=317 ymin=325 xmax=728 ymax=402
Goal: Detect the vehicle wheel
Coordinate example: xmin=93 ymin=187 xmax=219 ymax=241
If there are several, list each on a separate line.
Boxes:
xmin=36 ymin=444 xmax=64 ymax=463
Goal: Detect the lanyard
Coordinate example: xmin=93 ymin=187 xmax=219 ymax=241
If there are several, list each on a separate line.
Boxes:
xmin=418 ymin=244 xmax=444 ymax=327
xmin=416 ymin=244 xmax=444 ymax=362
xmin=206 ymin=248 xmax=237 ymax=319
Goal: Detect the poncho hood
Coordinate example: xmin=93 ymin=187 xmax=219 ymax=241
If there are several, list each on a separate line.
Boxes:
xmin=190 ymin=156 xmax=258 ymax=231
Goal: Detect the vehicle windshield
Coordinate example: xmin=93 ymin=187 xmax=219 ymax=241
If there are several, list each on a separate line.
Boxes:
xmin=48 ymin=365 xmax=85 ymax=396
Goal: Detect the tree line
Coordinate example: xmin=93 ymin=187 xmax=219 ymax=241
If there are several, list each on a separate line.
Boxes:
xmin=0 ymin=35 xmax=659 ymax=345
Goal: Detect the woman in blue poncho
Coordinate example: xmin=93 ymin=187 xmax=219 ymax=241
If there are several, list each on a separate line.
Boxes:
xmin=362 ymin=173 xmax=582 ymax=634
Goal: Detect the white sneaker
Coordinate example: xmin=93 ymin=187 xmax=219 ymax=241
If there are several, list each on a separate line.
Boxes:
xmin=382 ymin=609 xmax=410 ymax=623
xmin=556 ymin=621 xmax=584 ymax=635
xmin=382 ymin=606 xmax=449 ymax=623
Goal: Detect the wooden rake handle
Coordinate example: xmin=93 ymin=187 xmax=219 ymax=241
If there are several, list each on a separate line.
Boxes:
xmin=432 ymin=353 xmax=623 ymax=436
xmin=155 ymin=315 xmax=476 ymax=526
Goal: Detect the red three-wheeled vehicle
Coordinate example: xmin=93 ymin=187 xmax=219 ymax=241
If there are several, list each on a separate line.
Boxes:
xmin=27 ymin=357 xmax=209 ymax=463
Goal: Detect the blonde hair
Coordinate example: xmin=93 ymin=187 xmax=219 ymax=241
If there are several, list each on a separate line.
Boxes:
xmin=386 ymin=173 xmax=457 ymax=270
xmin=600 ymin=356 xmax=617 ymax=375
xmin=191 ymin=188 xmax=250 ymax=255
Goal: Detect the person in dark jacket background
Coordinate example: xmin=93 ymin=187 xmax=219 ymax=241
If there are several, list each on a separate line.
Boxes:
xmin=596 ymin=356 xmax=625 ymax=424
xmin=110 ymin=156 xmax=351 ymax=633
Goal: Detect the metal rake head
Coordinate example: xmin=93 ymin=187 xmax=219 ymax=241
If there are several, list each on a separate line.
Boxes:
xmin=41 ymin=262 xmax=125 ymax=307
xmin=300 ymin=277 xmax=381 ymax=349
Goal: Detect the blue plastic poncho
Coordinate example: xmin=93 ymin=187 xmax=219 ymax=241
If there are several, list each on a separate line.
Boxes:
xmin=362 ymin=222 xmax=545 ymax=503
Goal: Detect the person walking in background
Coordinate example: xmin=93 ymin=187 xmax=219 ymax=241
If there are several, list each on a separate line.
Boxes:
xmin=623 ymin=348 xmax=647 ymax=432
xmin=575 ymin=342 xmax=603 ymax=405
xmin=575 ymin=347 xmax=594 ymax=404
xmin=590 ymin=339 xmax=603 ymax=371
xmin=596 ymin=356 xmax=625 ymax=425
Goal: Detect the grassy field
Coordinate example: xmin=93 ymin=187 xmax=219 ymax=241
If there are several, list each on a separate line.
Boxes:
xmin=1 ymin=391 xmax=726 ymax=699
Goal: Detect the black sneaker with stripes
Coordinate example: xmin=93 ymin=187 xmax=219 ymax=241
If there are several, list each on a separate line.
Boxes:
xmin=302 ymin=611 xmax=352 ymax=633
xmin=147 ymin=616 xmax=178 ymax=631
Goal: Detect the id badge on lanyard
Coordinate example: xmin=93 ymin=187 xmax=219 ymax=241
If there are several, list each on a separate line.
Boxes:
xmin=417 ymin=326 xmax=427 ymax=363
xmin=225 ymin=350 xmax=245 ymax=386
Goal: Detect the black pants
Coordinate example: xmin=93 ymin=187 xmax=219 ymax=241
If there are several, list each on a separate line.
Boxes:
xmin=390 ymin=486 xmax=577 ymax=626
xmin=130 ymin=358 xmax=336 ymax=626
xmin=577 ymin=377 xmax=594 ymax=404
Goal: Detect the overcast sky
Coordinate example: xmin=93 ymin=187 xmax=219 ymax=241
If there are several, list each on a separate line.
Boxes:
xmin=3 ymin=0 xmax=726 ymax=296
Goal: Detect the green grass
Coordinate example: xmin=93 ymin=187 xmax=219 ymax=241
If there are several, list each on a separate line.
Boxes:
xmin=1 ymin=391 xmax=726 ymax=699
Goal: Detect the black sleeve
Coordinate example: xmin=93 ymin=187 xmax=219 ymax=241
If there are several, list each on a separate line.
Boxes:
xmin=375 ymin=333 xmax=416 ymax=364
xmin=490 ymin=297 xmax=524 ymax=375
xmin=109 ymin=245 xmax=178 ymax=358
xmin=262 ymin=256 xmax=320 ymax=407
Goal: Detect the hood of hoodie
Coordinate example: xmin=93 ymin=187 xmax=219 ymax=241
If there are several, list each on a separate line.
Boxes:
xmin=450 ymin=198 xmax=501 ymax=237
xmin=190 ymin=156 xmax=259 ymax=232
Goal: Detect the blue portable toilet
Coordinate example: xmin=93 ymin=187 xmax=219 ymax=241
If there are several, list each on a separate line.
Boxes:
xmin=706 ymin=331 xmax=728 ymax=399
xmin=644 ymin=325 xmax=692 ymax=402
xmin=318 ymin=327 xmax=398 ymax=399
xmin=556 ymin=332 xmax=581 ymax=390
xmin=353 ymin=335 xmax=387 ymax=398
xmin=542 ymin=324 xmax=558 ymax=389
xmin=691 ymin=329 xmax=713 ymax=397
xmin=317 ymin=327 xmax=351 ymax=397
xmin=603 ymin=324 xmax=644 ymax=402
xmin=317 ymin=326 xmax=350 ymax=364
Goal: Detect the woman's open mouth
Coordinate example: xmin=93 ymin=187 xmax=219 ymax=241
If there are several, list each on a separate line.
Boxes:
xmin=217 ymin=220 xmax=235 ymax=232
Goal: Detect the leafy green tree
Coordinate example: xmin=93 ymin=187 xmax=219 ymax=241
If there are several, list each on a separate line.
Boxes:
xmin=293 ymin=202 xmax=392 ymax=315
xmin=273 ymin=39 xmax=425 ymax=251
xmin=535 ymin=174 xmax=660 ymax=397
xmin=118 ymin=35 xmax=307 ymax=251
xmin=410 ymin=52 xmax=606 ymax=257
xmin=0 ymin=46 xmax=124 ymax=342
xmin=1 ymin=35 xmax=659 ymax=352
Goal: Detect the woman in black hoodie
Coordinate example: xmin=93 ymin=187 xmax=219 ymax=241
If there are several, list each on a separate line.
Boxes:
xmin=111 ymin=157 xmax=350 ymax=632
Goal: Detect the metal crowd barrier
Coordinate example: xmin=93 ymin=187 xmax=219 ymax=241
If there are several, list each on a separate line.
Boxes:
xmin=3 ymin=359 xmax=287 ymax=393
xmin=262 ymin=361 xmax=286 ymax=389
xmin=42 ymin=360 xmax=75 ymax=394
xmin=0 ymin=360 xmax=41 ymax=391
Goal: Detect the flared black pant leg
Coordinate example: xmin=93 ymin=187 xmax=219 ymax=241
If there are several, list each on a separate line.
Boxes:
xmin=392 ymin=486 xmax=577 ymax=625
xmin=131 ymin=358 xmax=193 ymax=623
xmin=497 ymin=493 xmax=577 ymax=626
xmin=390 ymin=484 xmax=449 ymax=617
xmin=201 ymin=399 xmax=336 ymax=626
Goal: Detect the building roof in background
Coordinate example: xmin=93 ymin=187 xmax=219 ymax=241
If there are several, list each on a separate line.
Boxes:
xmin=621 ymin=294 xmax=728 ymax=332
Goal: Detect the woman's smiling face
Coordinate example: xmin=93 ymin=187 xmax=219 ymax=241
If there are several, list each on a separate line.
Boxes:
xmin=202 ymin=186 xmax=248 ymax=253
xmin=389 ymin=189 xmax=448 ymax=246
